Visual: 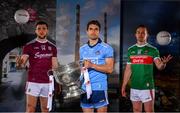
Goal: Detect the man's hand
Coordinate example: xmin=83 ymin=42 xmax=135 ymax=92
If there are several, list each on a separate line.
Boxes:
xmin=155 ymin=54 xmax=173 ymax=70
xmin=83 ymin=60 xmax=94 ymax=69
xmin=121 ymin=85 xmax=127 ymax=97
xmin=161 ymin=54 xmax=173 ymax=64
xmin=16 ymin=55 xmax=24 ymax=69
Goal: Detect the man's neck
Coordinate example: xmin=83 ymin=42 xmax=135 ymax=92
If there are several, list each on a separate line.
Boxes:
xmin=89 ymin=38 xmax=99 ymax=46
xmin=36 ymin=37 xmax=47 ymax=43
xmin=137 ymin=41 xmax=147 ymax=46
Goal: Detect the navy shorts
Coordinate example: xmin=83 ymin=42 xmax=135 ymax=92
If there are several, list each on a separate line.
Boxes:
xmin=80 ymin=90 xmax=109 ymax=108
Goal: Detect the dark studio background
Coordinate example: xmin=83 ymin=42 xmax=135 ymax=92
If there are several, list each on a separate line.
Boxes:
xmin=120 ymin=0 xmax=180 ymax=112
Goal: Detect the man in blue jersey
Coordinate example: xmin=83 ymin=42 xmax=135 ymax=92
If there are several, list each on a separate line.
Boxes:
xmin=79 ymin=20 xmax=114 ymax=113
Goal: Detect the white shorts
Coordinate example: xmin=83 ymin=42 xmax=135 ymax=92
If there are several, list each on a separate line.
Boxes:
xmin=26 ymin=82 xmax=49 ymax=97
xmin=130 ymin=89 xmax=155 ymax=103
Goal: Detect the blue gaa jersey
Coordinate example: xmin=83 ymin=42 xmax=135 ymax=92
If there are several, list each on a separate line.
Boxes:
xmin=80 ymin=39 xmax=114 ymax=91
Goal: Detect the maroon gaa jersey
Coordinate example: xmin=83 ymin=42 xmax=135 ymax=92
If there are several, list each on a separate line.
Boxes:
xmin=23 ymin=39 xmax=57 ymax=83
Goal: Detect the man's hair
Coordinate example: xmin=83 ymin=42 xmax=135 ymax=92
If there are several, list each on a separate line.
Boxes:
xmin=35 ymin=21 xmax=48 ymax=29
xmin=135 ymin=24 xmax=149 ymax=33
xmin=87 ymin=20 xmax=101 ymax=31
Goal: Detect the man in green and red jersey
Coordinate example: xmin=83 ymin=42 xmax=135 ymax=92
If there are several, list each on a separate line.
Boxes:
xmin=121 ymin=25 xmax=172 ymax=112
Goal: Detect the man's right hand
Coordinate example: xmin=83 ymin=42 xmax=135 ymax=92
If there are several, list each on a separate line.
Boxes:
xmin=121 ymin=85 xmax=127 ymax=97
xmin=16 ymin=55 xmax=24 ymax=69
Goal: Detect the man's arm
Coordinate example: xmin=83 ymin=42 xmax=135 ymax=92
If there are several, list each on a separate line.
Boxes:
xmin=154 ymin=54 xmax=172 ymax=70
xmin=52 ymin=57 xmax=61 ymax=94
xmin=52 ymin=57 xmax=58 ymax=70
xmin=84 ymin=58 xmax=114 ymax=74
xmin=121 ymin=64 xmax=132 ymax=97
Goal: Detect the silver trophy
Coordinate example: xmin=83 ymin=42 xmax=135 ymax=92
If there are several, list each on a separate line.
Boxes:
xmin=53 ymin=62 xmax=83 ymax=102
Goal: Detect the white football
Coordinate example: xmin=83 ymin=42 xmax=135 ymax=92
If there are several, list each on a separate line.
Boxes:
xmin=156 ymin=31 xmax=171 ymax=45
xmin=14 ymin=9 xmax=30 ymax=24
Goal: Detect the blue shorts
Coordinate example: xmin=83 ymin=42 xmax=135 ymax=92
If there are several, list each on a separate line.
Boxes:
xmin=80 ymin=90 xmax=109 ymax=109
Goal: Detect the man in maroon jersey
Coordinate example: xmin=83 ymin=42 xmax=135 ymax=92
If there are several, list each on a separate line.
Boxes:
xmin=16 ymin=21 xmax=58 ymax=113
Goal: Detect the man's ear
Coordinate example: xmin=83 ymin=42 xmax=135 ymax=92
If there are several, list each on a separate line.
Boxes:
xmin=35 ymin=29 xmax=37 ymax=35
xmin=147 ymin=33 xmax=149 ymax=37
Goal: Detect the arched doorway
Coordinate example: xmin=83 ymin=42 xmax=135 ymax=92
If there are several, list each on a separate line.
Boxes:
xmin=0 ymin=33 xmax=36 ymax=84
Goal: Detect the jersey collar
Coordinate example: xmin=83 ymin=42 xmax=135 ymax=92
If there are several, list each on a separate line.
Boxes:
xmin=136 ymin=43 xmax=148 ymax=47
xmin=36 ymin=38 xmax=48 ymax=43
xmin=87 ymin=38 xmax=102 ymax=48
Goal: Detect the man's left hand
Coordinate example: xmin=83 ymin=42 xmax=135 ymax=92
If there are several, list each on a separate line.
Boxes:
xmin=161 ymin=54 xmax=173 ymax=64
xmin=84 ymin=60 xmax=94 ymax=69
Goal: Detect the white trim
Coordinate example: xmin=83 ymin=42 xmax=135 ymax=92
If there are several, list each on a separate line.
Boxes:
xmin=36 ymin=38 xmax=48 ymax=43
xmin=104 ymin=90 xmax=109 ymax=104
xmin=47 ymin=40 xmax=56 ymax=47
xmin=127 ymin=62 xmax=131 ymax=64
xmin=22 ymin=54 xmax=29 ymax=57
xmin=136 ymin=43 xmax=148 ymax=47
xmin=128 ymin=44 xmax=136 ymax=50
xmin=154 ymin=57 xmax=160 ymax=61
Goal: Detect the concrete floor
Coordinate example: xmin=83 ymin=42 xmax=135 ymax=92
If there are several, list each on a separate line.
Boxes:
xmin=0 ymin=71 xmax=119 ymax=112
xmin=1 ymin=71 xmax=179 ymax=112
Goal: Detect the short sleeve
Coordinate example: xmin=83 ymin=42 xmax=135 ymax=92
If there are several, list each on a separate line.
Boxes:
xmin=79 ymin=47 xmax=84 ymax=67
xmin=79 ymin=48 xmax=83 ymax=61
xmin=127 ymin=49 xmax=131 ymax=64
xmin=52 ymin=46 xmax=57 ymax=57
xmin=153 ymin=48 xmax=160 ymax=60
xmin=22 ymin=45 xmax=30 ymax=56
xmin=105 ymin=45 xmax=114 ymax=58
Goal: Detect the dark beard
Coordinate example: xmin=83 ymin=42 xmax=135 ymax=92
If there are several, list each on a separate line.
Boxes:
xmin=91 ymin=38 xmax=98 ymax=40
xmin=90 ymin=37 xmax=98 ymax=40
xmin=38 ymin=36 xmax=46 ymax=39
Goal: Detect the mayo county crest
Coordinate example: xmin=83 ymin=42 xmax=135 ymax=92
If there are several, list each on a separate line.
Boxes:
xmin=137 ymin=49 xmax=142 ymax=54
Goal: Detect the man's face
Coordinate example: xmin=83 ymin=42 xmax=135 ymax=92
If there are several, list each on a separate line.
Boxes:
xmin=135 ymin=27 xmax=148 ymax=43
xmin=35 ymin=24 xmax=48 ymax=39
xmin=86 ymin=24 xmax=100 ymax=40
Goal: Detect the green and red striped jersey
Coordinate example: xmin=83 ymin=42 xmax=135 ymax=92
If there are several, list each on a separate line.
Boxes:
xmin=127 ymin=43 xmax=160 ymax=89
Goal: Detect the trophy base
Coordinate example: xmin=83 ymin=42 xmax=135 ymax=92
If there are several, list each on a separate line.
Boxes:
xmin=62 ymin=85 xmax=84 ymax=103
